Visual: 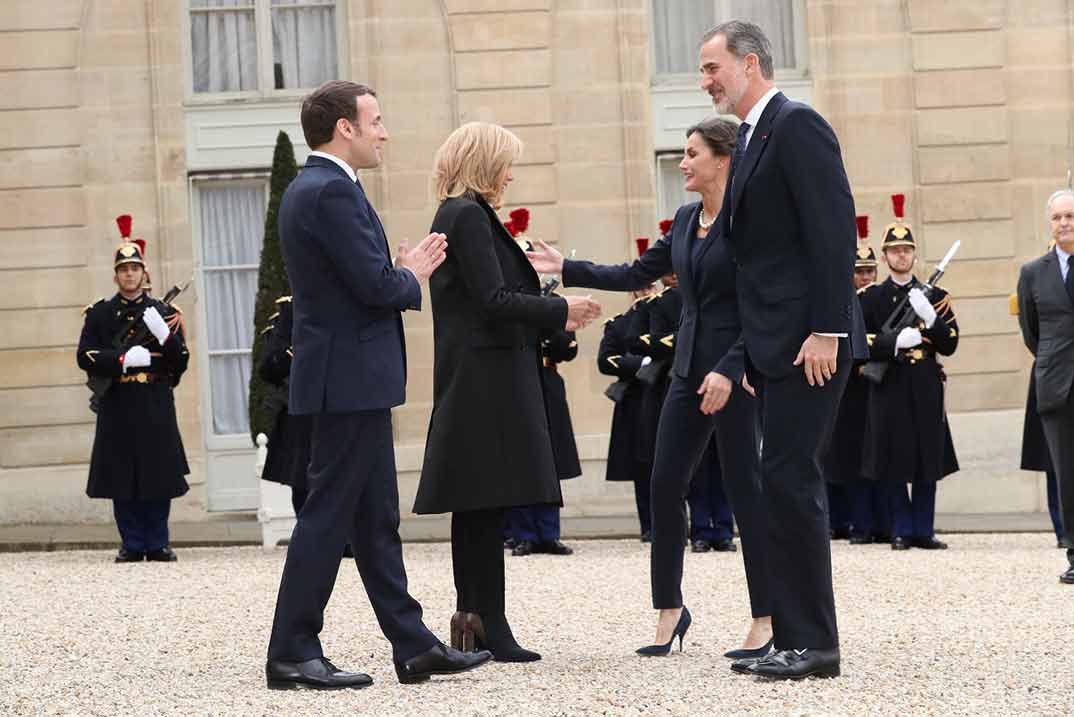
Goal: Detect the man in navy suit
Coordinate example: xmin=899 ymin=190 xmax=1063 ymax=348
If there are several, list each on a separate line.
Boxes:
xmin=702 ymin=22 xmax=866 ymax=680
xmin=265 ymin=80 xmax=491 ymax=690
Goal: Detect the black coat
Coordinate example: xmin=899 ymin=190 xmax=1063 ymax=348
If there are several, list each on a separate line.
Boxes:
xmin=1021 ymin=367 xmax=1053 ymax=472
xmin=860 ymin=277 xmax=960 ymax=483
xmin=634 ymin=288 xmax=680 ymax=459
xmin=598 ymin=307 xmax=650 ymax=481
xmin=825 ymin=290 xmax=872 ymax=485
xmin=414 ymin=194 xmax=568 ymax=514
xmin=77 ymin=292 xmax=190 ymax=501
xmin=539 ymin=326 xmax=582 ymax=480
xmin=257 ymin=297 xmax=312 ymax=491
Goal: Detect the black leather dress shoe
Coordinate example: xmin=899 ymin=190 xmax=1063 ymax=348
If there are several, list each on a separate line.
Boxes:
xmin=115 ymin=548 xmax=144 ymax=563
xmin=503 ymin=537 xmax=517 ymax=550
xmin=830 ymin=527 xmax=852 ymax=541
xmin=690 ymin=539 xmax=711 ymax=553
xmin=1060 ymin=566 xmax=1074 ymax=585
xmin=891 ymin=536 xmax=912 ymax=551
xmin=266 ymin=657 xmax=372 ymax=690
xmin=848 ymin=533 xmax=872 ymax=545
xmin=511 ymin=540 xmax=535 ymax=556
xmin=146 ymin=546 xmax=178 ymax=562
xmin=395 ymin=642 xmax=492 ymax=684
xmin=538 ymin=540 xmax=573 ymax=556
xmin=913 ymin=536 xmax=948 ymax=550
xmin=738 ymin=648 xmax=840 ymax=680
xmin=711 ymin=539 xmax=738 ymax=552
xmin=640 ymin=531 xmax=652 ymax=543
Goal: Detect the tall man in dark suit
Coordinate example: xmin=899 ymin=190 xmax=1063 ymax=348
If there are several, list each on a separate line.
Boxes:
xmin=1017 ymin=188 xmax=1074 ymax=585
xmin=265 ymin=80 xmax=491 ymax=690
xmin=703 ymin=21 xmax=865 ymax=679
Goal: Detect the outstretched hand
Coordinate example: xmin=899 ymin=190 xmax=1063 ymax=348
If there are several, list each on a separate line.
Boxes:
xmin=525 ymin=239 xmax=565 ymax=275
xmin=564 ymin=294 xmax=601 ymax=331
xmin=396 ymin=232 xmax=448 ymax=284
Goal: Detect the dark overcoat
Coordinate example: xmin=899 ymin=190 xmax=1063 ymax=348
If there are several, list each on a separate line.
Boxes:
xmin=598 ymin=308 xmax=650 ymax=480
xmin=539 ymin=326 xmax=582 ymax=480
xmin=825 ymin=290 xmax=872 ymax=484
xmin=414 ymin=194 xmax=568 ymax=514
xmin=77 ymin=292 xmax=190 ymax=501
xmin=257 ymin=296 xmax=312 ymax=491
xmin=1021 ymin=368 xmax=1053 ymax=472
xmin=860 ymin=277 xmax=960 ymax=483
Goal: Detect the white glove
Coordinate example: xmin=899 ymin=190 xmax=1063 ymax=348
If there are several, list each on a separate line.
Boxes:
xmin=907 ymin=288 xmax=937 ymax=328
xmin=895 ymin=327 xmax=922 ymax=352
xmin=640 ymin=356 xmax=652 ymax=367
xmin=142 ymin=306 xmax=171 ymax=345
xmin=122 ymin=345 xmax=151 ymax=373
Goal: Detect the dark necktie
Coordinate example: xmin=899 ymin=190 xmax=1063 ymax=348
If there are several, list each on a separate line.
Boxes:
xmin=729 ymin=122 xmax=751 ymax=230
xmin=1065 ymin=254 xmax=1074 ymax=306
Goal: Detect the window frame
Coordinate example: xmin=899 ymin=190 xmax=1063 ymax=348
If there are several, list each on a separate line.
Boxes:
xmin=649 ymin=0 xmax=810 ymax=88
xmin=189 ymin=172 xmax=270 ymax=450
xmin=182 ymin=0 xmax=349 ymax=105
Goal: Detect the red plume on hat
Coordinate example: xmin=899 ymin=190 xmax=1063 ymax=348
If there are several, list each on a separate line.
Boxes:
xmin=635 ymin=237 xmax=650 ymax=257
xmin=116 ymin=214 xmax=133 ymax=239
xmin=855 ymin=215 xmax=869 ymax=240
xmin=658 ymin=219 xmax=673 ymax=236
xmin=508 ymin=208 xmax=530 ymax=235
xmin=890 ymin=193 xmax=905 ymax=220
xmin=133 ymin=239 xmax=146 ymax=258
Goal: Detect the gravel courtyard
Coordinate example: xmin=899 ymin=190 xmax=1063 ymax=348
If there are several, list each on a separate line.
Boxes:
xmin=3 ymin=534 xmax=1070 ymax=716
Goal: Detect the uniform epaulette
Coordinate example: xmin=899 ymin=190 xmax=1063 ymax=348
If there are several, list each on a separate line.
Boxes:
xmin=604 ymin=314 xmax=621 ymax=326
xmin=274 ymin=295 xmax=292 ymax=304
xmin=82 ymin=298 xmax=106 ymax=316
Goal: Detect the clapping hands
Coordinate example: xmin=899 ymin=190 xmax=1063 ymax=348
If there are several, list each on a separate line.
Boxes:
xmin=396 ymin=232 xmax=448 ymax=283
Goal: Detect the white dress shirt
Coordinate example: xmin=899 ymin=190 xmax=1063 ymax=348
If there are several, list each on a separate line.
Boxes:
xmin=309 ymin=150 xmax=357 ymax=183
xmin=741 ymin=86 xmax=781 ymax=149
xmin=1057 ymin=243 xmax=1072 ymax=282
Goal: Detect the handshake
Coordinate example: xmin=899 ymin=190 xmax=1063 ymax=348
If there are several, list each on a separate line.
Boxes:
xmin=564 ymin=295 xmax=601 ymax=331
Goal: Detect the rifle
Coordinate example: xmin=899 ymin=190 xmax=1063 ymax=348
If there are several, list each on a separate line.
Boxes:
xmin=87 ymin=276 xmax=193 ymax=413
xmin=861 ymin=241 xmax=960 ymax=385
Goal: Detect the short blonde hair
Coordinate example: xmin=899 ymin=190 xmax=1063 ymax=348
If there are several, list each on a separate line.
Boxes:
xmin=433 ymin=122 xmax=522 ymax=206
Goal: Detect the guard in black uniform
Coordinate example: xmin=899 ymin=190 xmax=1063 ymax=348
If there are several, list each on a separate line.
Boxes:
xmin=258 ymin=295 xmax=313 ymax=515
xmin=508 ymin=325 xmax=582 ymax=556
xmin=77 ymin=215 xmax=190 ymax=563
xmin=860 ymin=196 xmax=959 ymax=550
xmin=599 ymin=288 xmax=656 ymax=541
xmin=827 ymin=217 xmax=892 ymax=544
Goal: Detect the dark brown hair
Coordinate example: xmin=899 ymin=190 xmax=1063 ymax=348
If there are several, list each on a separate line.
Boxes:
xmin=300 ymin=80 xmax=377 ymax=149
xmin=686 ymin=116 xmax=738 ymax=158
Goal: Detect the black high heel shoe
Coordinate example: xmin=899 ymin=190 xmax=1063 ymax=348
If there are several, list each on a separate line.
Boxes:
xmin=636 ymin=607 xmax=691 ymax=656
xmin=724 ymin=637 xmax=773 ymax=660
xmin=471 ymin=612 xmax=541 ymax=662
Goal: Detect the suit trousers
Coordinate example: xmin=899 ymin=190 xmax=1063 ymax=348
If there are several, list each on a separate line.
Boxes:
xmin=452 ymin=509 xmax=506 ymax=615
xmin=650 ymin=373 xmax=771 ymax=618
xmin=826 ymin=483 xmax=853 ymax=533
xmin=755 ymin=360 xmax=848 ymax=650
xmin=267 ymin=410 xmax=436 ymax=663
xmin=850 ymin=483 xmax=891 ymax=538
xmin=112 ymin=499 xmax=170 ymax=552
xmin=1040 ymin=391 xmax=1074 ymax=567
xmin=1046 ymin=470 xmax=1064 ymax=541
xmin=634 ymin=468 xmax=653 ymax=535
xmin=687 ymin=441 xmax=734 ymax=543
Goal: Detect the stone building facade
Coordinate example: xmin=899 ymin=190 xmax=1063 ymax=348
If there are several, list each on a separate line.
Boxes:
xmin=1 ymin=0 xmax=1067 ymax=526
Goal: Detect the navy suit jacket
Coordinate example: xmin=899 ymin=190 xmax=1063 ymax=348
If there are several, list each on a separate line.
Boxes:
xmin=563 ymin=200 xmax=745 ymax=382
xmin=278 ymin=155 xmax=421 ymax=414
xmin=719 ymin=92 xmax=867 ymax=377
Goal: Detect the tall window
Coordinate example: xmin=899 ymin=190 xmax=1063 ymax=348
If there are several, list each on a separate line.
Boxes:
xmin=655 ymin=154 xmax=690 ymax=223
xmin=197 ymin=180 xmax=267 ymax=436
xmin=189 ymin=0 xmax=340 ymax=96
xmin=651 ymin=0 xmax=806 ymax=79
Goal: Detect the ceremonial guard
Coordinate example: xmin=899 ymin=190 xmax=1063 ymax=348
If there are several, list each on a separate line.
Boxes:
xmin=827 ymin=216 xmax=891 ymax=544
xmin=860 ymin=195 xmax=959 ymax=550
xmin=508 ymin=322 xmax=582 ymax=556
xmin=77 ymin=215 xmax=190 ymax=563
xmin=599 ymin=281 xmax=656 ymax=541
xmin=257 ymin=295 xmax=313 ymax=516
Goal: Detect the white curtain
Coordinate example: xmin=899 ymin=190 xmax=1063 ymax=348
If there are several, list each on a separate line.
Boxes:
xmin=190 ymin=0 xmax=258 ymax=93
xmin=657 ymin=154 xmax=691 ymax=220
xmin=651 ymin=1 xmax=797 ymax=76
xmin=199 ymin=183 xmax=266 ymax=435
xmin=271 ymin=0 xmax=338 ymax=90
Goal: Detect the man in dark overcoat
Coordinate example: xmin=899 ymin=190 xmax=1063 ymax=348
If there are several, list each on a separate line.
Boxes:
xmin=77 ymin=215 xmax=190 ymax=563
xmin=860 ymin=198 xmax=959 ymax=551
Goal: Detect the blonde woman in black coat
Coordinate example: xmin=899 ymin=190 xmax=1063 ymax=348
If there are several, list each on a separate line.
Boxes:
xmin=414 ymin=122 xmax=601 ymax=661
